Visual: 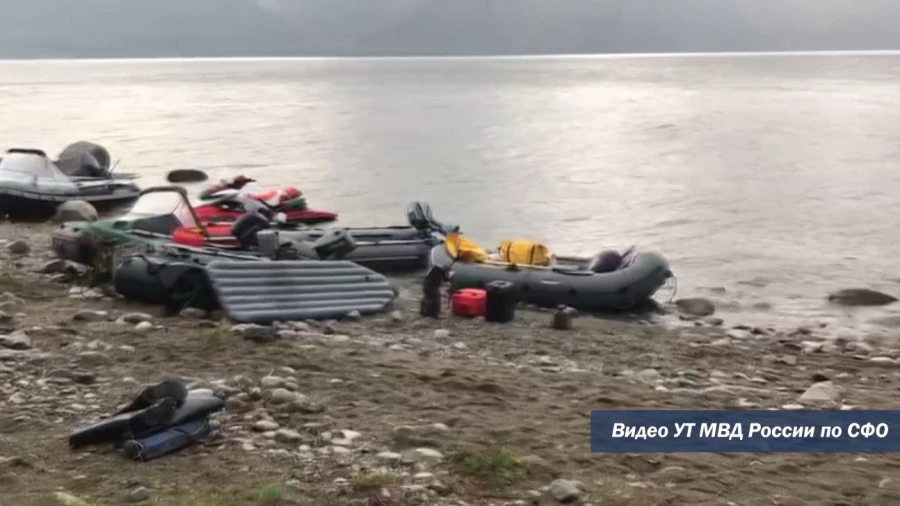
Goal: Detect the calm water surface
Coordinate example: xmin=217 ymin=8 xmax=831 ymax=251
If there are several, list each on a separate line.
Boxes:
xmin=1 ymin=54 xmax=899 ymax=329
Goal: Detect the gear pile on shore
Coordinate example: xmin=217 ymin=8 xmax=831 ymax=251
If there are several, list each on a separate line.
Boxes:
xmin=1 ymin=223 xmax=900 ymax=506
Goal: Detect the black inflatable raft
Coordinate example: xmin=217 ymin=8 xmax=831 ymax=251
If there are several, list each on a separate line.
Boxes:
xmin=113 ymin=237 xmax=399 ymax=322
xmin=429 ymin=244 xmax=672 ymax=312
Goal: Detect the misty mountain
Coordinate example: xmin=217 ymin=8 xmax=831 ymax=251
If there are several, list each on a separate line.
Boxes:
xmin=2 ymin=0 xmax=900 ymax=58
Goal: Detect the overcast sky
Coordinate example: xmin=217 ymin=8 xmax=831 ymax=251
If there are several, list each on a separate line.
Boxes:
xmin=2 ymin=0 xmax=899 ymax=58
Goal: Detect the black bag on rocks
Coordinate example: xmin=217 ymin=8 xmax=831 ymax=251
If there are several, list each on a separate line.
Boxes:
xmin=69 ymin=379 xmax=188 ymax=449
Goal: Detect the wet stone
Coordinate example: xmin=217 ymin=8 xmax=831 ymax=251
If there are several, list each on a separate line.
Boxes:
xmin=73 ymin=310 xmax=108 ymax=322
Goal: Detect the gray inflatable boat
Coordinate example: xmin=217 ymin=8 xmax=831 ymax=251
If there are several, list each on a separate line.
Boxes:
xmin=229 ymin=201 xmax=456 ymax=273
xmin=429 ymin=244 xmax=672 ymax=312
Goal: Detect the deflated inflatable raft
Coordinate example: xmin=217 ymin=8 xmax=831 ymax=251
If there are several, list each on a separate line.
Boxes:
xmin=429 ymin=245 xmax=672 ymax=312
xmin=206 ymin=260 xmax=398 ymax=323
xmin=113 ymin=248 xmax=398 ymax=322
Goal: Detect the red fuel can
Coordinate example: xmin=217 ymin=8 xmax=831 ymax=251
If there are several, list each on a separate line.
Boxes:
xmin=451 ymin=288 xmax=487 ymax=317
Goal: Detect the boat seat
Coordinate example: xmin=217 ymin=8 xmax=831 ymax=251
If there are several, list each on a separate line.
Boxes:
xmin=551 ymin=266 xmax=594 ymax=276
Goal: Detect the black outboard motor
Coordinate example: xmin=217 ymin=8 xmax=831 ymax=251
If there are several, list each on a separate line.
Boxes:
xmin=406 ymin=201 xmax=457 ymax=235
xmin=273 ymin=228 xmax=359 ymax=261
xmin=587 ymin=250 xmax=624 ymax=273
xmin=230 ymin=211 xmax=271 ymax=250
xmin=56 ymin=141 xmax=111 ymax=177
xmin=309 ymin=229 xmax=357 ymax=259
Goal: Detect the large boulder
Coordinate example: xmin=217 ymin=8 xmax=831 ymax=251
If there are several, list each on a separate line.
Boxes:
xmin=827 ymin=288 xmax=898 ymax=307
xmin=53 ymin=200 xmax=98 ymax=223
xmin=674 ymin=297 xmax=716 ymax=318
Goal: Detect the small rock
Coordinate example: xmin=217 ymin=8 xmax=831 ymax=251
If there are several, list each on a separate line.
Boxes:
xmin=274 ymin=429 xmax=302 ymax=443
xmin=77 ymin=351 xmax=114 ymax=367
xmin=548 ymin=479 xmax=581 ymax=503
xmin=269 ymin=388 xmax=299 ymax=404
xmin=799 ymin=381 xmax=840 ymax=402
xmin=225 ymin=396 xmax=246 ymax=411
xmin=675 ymin=297 xmax=716 ymax=317
xmin=53 ymin=200 xmax=99 ymax=223
xmin=134 ymin=321 xmax=154 ymax=332
xmin=38 ymin=259 xmax=68 ymax=274
xmin=122 ymin=312 xmax=154 ymax=324
xmin=261 ymin=375 xmax=286 ymax=388
xmin=389 ymin=310 xmax=404 ymax=323
xmin=331 ymin=446 xmax=352 ymax=455
xmin=410 ymin=448 xmax=444 ymax=462
xmin=253 ymin=420 xmax=280 ymax=432
xmin=775 ymin=355 xmax=798 ymax=366
xmin=637 ymin=368 xmax=662 ymax=384
xmin=339 ymin=429 xmax=362 ymax=441
xmin=52 ymin=492 xmax=93 ymax=506
xmin=725 ymin=329 xmax=752 ymax=340
xmin=7 ymin=240 xmax=30 ymax=256
xmin=232 ymin=324 xmax=277 ymax=343
xmin=343 ymin=309 xmax=361 ymax=321
xmin=377 ymin=451 xmax=402 ymax=462
xmin=124 ymin=486 xmax=152 ymax=503
xmin=288 ymin=321 xmax=310 ymax=332
xmin=179 ymin=308 xmax=207 ymax=319
xmin=0 ymin=330 xmax=31 ymax=350
xmin=73 ymin=310 xmax=108 ymax=322
xmin=68 ymin=287 xmax=104 ymax=300
xmin=800 ymin=341 xmax=823 ymax=353
xmin=827 ymin=288 xmax=897 ymax=307
xmin=48 ymin=369 xmax=96 ymax=384
xmin=703 ymin=317 xmax=724 ymax=326
xmin=433 ymin=329 xmax=451 ymax=339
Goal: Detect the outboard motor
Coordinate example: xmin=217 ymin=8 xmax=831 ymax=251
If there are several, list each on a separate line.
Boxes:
xmin=230 ymin=211 xmax=271 ymax=250
xmin=406 ymin=201 xmax=457 ymax=235
xmin=587 ymin=250 xmax=624 ymax=273
xmin=56 ymin=141 xmax=111 ymax=177
xmin=274 ymin=228 xmax=358 ymax=261
xmin=310 ymin=228 xmax=357 ymax=260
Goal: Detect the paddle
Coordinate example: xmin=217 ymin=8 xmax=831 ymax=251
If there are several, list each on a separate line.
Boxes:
xmin=166 ymin=169 xmax=209 ymax=184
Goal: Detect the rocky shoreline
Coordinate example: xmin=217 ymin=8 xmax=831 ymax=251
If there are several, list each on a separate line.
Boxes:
xmin=1 ymin=221 xmax=900 ymax=506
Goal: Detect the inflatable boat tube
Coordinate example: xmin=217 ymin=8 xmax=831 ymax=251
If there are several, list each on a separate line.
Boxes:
xmin=258 ymin=227 xmax=439 ymax=273
xmin=429 ymin=245 xmax=672 ymax=312
xmin=123 ymin=417 xmax=213 ymax=461
xmin=113 ymin=252 xmax=227 ymax=313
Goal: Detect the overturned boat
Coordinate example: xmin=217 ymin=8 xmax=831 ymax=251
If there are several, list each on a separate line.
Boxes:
xmin=429 ymin=235 xmax=673 ymax=312
xmin=0 ymin=143 xmax=139 ymax=219
xmin=51 ymin=186 xmax=452 ymax=275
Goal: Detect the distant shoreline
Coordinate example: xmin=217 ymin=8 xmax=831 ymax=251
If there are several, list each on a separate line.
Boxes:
xmin=1 ymin=49 xmax=900 ymax=64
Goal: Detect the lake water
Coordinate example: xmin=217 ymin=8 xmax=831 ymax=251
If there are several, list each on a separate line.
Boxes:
xmin=1 ymin=53 xmax=899 ymax=331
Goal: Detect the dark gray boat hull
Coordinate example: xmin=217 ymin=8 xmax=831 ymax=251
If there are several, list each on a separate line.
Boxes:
xmin=429 ymin=245 xmax=672 ymax=312
xmin=261 ymin=227 xmax=440 ymax=273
